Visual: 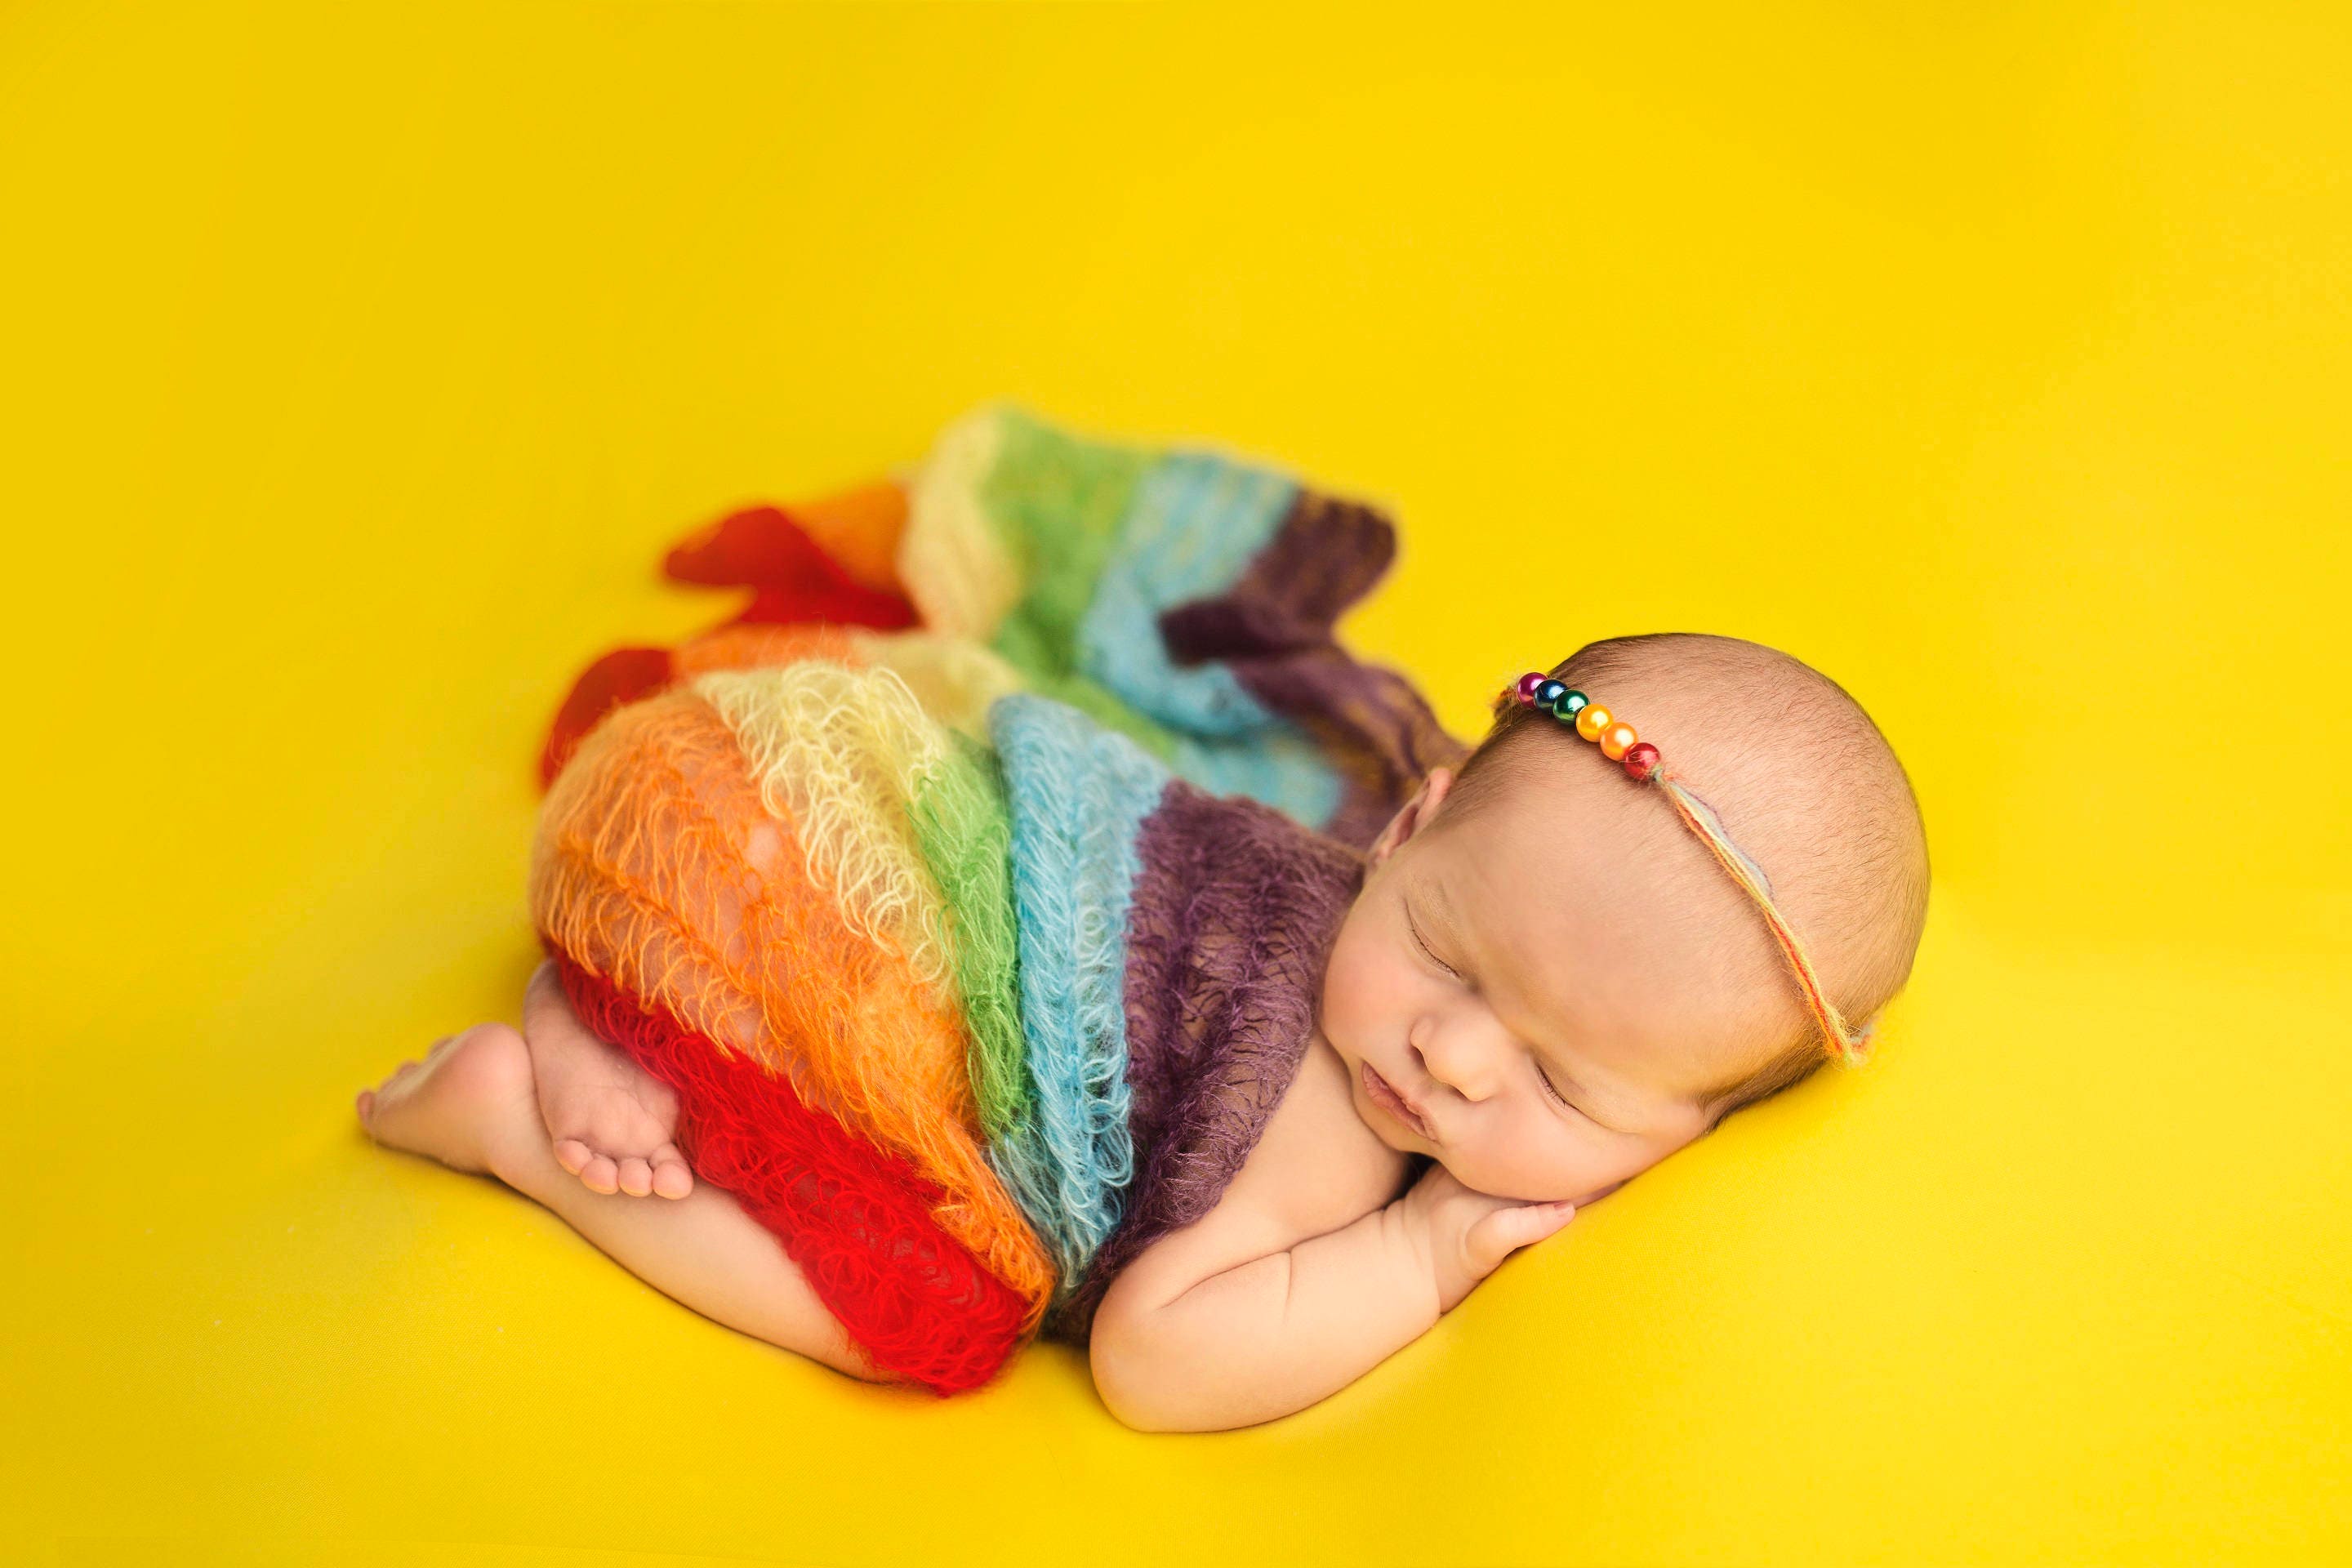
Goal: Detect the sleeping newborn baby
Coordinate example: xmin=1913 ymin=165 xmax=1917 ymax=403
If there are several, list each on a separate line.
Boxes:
xmin=355 ymin=630 xmax=1930 ymax=1431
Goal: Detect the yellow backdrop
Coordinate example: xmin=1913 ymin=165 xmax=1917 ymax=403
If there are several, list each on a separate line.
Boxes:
xmin=4 ymin=2 xmax=2345 ymax=1564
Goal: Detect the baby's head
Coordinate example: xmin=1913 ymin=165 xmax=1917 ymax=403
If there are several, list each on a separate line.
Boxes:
xmin=1317 ymin=632 xmax=1930 ymax=1205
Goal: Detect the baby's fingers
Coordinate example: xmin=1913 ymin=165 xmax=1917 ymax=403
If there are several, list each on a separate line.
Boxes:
xmin=1468 ymin=1200 xmax=1576 ymax=1274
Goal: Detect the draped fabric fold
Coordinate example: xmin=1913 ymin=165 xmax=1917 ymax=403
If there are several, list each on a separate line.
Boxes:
xmin=528 ymin=403 xmax=1463 ymax=1393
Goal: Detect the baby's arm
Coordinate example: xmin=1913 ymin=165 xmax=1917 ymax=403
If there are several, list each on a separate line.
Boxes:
xmin=1089 ymin=1163 xmax=1577 ymax=1432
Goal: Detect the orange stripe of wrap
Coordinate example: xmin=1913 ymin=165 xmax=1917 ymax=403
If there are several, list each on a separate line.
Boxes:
xmin=528 ymin=685 xmax=1057 ymax=1334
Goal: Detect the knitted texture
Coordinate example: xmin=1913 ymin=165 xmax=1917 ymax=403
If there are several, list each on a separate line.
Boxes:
xmin=550 ymin=950 xmax=1032 ymax=1392
xmin=540 ymin=403 xmax=1468 ymax=804
xmin=529 ymin=403 xmax=1464 ymax=1394
xmin=1046 ymin=777 xmax=1363 ymax=1342
xmin=528 ymin=682 xmax=1058 ymax=1325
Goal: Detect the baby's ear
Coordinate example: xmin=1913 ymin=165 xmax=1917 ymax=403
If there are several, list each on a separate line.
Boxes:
xmin=1370 ymin=766 xmax=1456 ymax=866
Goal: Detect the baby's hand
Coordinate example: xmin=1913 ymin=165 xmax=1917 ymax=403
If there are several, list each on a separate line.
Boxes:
xmin=1399 ymin=1162 xmax=1577 ymax=1315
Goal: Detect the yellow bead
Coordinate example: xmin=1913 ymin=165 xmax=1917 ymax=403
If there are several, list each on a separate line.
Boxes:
xmin=1600 ymin=721 xmax=1637 ymax=760
xmin=1575 ymin=702 xmax=1612 ymax=742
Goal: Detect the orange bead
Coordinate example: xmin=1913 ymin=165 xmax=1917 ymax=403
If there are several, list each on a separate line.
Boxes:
xmin=1575 ymin=702 xmax=1612 ymax=742
xmin=1600 ymin=721 xmax=1638 ymax=760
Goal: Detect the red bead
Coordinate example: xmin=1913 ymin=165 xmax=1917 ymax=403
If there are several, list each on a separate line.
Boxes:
xmin=1514 ymin=671 xmax=1547 ymax=704
xmin=1622 ymin=742 xmax=1661 ymax=782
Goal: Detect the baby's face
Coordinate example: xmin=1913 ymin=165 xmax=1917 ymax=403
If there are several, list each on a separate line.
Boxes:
xmin=1317 ymin=764 xmax=1780 ymax=1205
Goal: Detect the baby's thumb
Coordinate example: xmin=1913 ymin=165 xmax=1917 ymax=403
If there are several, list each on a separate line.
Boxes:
xmin=1488 ymin=1200 xmax=1576 ymax=1258
xmin=1526 ymin=1200 xmax=1577 ymax=1241
xmin=1458 ymin=1200 xmax=1577 ymax=1289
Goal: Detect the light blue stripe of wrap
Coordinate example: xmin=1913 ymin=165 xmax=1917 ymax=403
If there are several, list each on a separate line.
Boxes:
xmin=1074 ymin=447 xmax=1343 ymax=831
xmin=985 ymin=691 xmax=1174 ymax=1295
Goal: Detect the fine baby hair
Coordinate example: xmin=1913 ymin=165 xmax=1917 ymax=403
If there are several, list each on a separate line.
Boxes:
xmin=1439 ymin=632 xmax=1931 ymax=1127
xmin=1500 ymin=667 xmax=1878 ymax=1069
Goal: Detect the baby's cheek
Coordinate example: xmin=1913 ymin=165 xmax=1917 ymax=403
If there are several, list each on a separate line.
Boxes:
xmin=1318 ymin=937 xmax=1388 ymax=1040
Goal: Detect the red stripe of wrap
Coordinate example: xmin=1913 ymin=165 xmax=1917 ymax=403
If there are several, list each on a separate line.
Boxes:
xmin=543 ymin=942 xmax=1032 ymax=1396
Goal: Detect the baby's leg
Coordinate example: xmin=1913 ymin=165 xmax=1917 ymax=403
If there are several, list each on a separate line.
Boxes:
xmin=522 ymin=957 xmax=694 ymax=1200
xmin=355 ymin=1022 xmax=888 ymax=1385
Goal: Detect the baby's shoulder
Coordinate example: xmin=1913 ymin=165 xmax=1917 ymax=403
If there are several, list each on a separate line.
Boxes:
xmin=1105 ymin=1031 xmax=1412 ymax=1316
xmin=1228 ymin=1027 xmax=1415 ymax=1238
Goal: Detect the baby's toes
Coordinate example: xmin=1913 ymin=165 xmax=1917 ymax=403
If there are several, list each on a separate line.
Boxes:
xmin=554 ymin=1138 xmax=595 ymax=1178
xmin=577 ymin=1152 xmax=621 ymax=1196
xmin=616 ymin=1156 xmax=655 ymax=1197
xmin=650 ymin=1144 xmax=693 ymax=1200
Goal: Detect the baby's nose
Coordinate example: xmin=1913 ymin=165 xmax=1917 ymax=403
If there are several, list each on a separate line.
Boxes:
xmin=1410 ymin=1030 xmax=1504 ymax=1102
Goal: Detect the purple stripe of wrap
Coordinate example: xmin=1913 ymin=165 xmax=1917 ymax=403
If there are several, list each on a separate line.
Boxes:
xmin=1043 ymin=778 xmax=1368 ymax=1343
xmin=1157 ymin=488 xmax=1469 ymax=850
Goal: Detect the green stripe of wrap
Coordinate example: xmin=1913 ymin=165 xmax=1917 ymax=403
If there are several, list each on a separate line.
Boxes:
xmin=907 ymin=724 xmax=1031 ymax=1138
xmin=980 ymin=407 xmax=1182 ymax=764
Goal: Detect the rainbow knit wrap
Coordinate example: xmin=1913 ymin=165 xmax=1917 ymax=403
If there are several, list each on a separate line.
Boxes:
xmin=529 ymin=403 xmax=1466 ymax=1395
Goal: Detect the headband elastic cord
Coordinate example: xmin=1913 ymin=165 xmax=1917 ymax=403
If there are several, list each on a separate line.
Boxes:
xmin=1501 ymin=671 xmax=1877 ymax=1069
xmin=1650 ymin=768 xmax=1876 ymax=1067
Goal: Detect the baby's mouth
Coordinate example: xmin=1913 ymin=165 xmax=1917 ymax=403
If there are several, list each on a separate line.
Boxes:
xmin=1361 ymin=1061 xmax=1433 ymax=1140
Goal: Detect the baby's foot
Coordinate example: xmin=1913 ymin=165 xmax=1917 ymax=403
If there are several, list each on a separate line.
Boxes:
xmin=523 ymin=960 xmax=694 ymax=1200
xmin=354 ymin=1022 xmax=541 ymax=1178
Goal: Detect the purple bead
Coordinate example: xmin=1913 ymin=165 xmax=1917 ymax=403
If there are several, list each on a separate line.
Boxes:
xmin=1514 ymin=671 xmax=1547 ymax=705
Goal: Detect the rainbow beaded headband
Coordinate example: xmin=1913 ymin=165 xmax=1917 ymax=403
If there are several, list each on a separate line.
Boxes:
xmin=1505 ymin=671 xmax=1878 ymax=1068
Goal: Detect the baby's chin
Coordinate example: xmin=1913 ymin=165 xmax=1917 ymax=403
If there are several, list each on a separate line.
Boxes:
xmin=1441 ymin=1155 xmax=1635 ymax=1209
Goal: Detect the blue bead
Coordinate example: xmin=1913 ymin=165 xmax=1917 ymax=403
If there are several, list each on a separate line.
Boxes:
xmin=1535 ymin=679 xmax=1567 ymax=708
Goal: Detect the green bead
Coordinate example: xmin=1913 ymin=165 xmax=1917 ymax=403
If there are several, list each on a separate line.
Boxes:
xmin=1551 ymin=688 xmax=1589 ymax=719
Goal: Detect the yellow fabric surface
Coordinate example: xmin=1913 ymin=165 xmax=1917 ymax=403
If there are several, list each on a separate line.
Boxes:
xmin=3 ymin=2 xmax=2345 ymax=1564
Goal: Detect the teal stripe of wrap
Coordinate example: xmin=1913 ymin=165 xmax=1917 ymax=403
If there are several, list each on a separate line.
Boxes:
xmin=1077 ymin=448 xmax=1343 ymax=828
xmin=986 ymin=691 xmax=1174 ymax=1294
xmin=1169 ymin=726 xmax=1340 ymax=833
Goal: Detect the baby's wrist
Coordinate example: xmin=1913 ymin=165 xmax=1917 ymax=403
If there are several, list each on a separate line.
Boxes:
xmin=1383 ymin=1191 xmax=1448 ymax=1322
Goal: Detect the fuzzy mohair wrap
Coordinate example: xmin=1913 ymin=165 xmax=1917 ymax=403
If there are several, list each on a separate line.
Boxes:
xmin=529 ymin=403 xmax=1465 ymax=1394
